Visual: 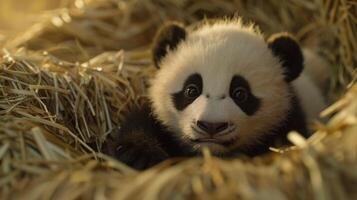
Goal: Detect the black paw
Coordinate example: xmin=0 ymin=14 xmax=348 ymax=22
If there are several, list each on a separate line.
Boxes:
xmin=114 ymin=143 xmax=169 ymax=170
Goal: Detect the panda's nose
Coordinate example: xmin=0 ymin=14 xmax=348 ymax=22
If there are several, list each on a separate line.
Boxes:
xmin=196 ymin=121 xmax=229 ymax=135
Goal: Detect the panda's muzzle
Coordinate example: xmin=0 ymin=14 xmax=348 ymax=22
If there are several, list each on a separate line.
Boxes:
xmin=191 ymin=121 xmax=237 ymax=145
xmin=196 ymin=121 xmax=229 ymax=136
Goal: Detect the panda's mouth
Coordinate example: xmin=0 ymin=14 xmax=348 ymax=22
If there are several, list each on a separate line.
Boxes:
xmin=191 ymin=137 xmax=238 ymax=146
xmin=190 ymin=126 xmax=238 ymax=146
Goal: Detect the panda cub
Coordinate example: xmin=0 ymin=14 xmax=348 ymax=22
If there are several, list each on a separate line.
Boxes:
xmin=105 ymin=19 xmax=326 ymax=169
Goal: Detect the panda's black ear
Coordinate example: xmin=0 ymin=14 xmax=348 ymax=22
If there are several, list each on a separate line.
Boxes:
xmin=267 ymin=33 xmax=303 ymax=82
xmin=152 ymin=22 xmax=187 ymax=68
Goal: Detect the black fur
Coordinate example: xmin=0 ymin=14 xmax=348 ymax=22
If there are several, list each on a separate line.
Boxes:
xmin=229 ymin=75 xmax=261 ymax=116
xmin=172 ymin=73 xmax=203 ymax=111
xmin=103 ymin=103 xmax=194 ymax=170
xmin=152 ymin=22 xmax=186 ymax=68
xmin=267 ymin=33 xmax=304 ymax=82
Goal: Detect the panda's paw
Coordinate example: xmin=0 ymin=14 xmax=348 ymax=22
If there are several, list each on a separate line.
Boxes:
xmin=103 ymin=120 xmax=171 ymax=170
xmin=114 ymin=143 xmax=169 ymax=170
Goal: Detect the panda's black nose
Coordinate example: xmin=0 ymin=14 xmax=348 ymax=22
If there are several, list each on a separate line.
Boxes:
xmin=196 ymin=121 xmax=229 ymax=135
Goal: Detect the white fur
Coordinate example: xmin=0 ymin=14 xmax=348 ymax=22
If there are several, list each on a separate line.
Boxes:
xmin=302 ymin=49 xmax=331 ymax=91
xmin=290 ymin=49 xmax=328 ymax=124
xmin=293 ymin=71 xmax=326 ymax=123
xmin=149 ymin=20 xmax=325 ymax=154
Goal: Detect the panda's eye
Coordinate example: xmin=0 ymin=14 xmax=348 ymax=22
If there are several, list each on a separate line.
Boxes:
xmin=233 ymin=87 xmax=248 ymax=102
xmin=184 ymin=84 xmax=200 ymax=98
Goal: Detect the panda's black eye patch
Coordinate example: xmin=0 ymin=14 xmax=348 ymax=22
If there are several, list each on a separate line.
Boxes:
xmin=229 ymin=75 xmax=261 ymax=115
xmin=172 ymin=73 xmax=202 ymax=111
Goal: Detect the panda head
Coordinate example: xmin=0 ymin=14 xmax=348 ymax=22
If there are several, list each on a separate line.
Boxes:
xmin=149 ymin=20 xmax=303 ymax=155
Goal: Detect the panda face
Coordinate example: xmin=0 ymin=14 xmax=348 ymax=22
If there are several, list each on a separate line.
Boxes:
xmin=149 ymin=20 xmax=302 ymax=154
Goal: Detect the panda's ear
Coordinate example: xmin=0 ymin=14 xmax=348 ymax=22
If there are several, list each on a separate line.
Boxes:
xmin=152 ymin=22 xmax=187 ymax=68
xmin=267 ymin=33 xmax=303 ymax=82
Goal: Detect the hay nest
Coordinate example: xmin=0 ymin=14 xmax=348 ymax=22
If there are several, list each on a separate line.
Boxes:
xmin=0 ymin=0 xmax=356 ymax=199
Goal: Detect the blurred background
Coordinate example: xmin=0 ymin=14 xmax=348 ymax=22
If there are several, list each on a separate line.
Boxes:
xmin=0 ymin=0 xmax=66 ymax=30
